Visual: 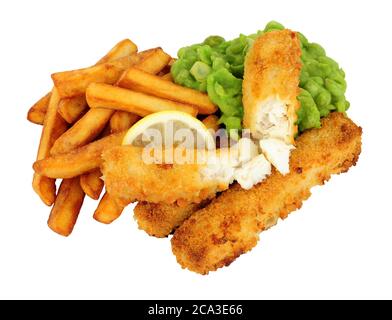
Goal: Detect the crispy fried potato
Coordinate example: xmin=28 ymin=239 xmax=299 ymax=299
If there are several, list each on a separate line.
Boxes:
xmin=158 ymin=57 xmax=176 ymax=75
xmin=57 ymin=96 xmax=87 ymax=124
xmin=32 ymin=88 xmax=68 ymax=205
xmin=93 ymin=192 xmax=126 ymax=224
xmin=172 ymin=113 xmax=362 ymax=274
xmin=27 ymin=92 xmax=51 ymax=125
xmin=87 ymin=83 xmax=198 ymax=117
xmin=48 ymin=177 xmax=85 ymax=236
xmin=202 ymin=115 xmax=219 ymax=132
xmin=80 ymin=169 xmax=104 ymax=200
xmin=134 ymin=201 xmax=209 ymax=238
xmin=118 ymin=68 xmax=216 ymax=114
xmin=96 ymin=39 xmax=138 ymax=64
xmin=33 ymin=131 xmax=125 ymax=179
xmin=52 ymin=55 xmax=139 ymax=99
xmin=30 ymin=40 xmax=137 ymax=125
xmin=51 ymin=49 xmax=170 ymax=155
xmin=57 ymin=39 xmax=138 ymax=123
xmin=119 ymin=67 xmax=217 ymax=114
xmin=100 ymin=123 xmax=112 ymax=138
xmin=50 ymin=108 xmax=113 ymax=155
xmin=110 ymin=111 xmax=140 ymax=133
xmin=160 ymin=73 xmax=173 ymax=81
xmin=121 ymin=47 xmax=171 ymax=76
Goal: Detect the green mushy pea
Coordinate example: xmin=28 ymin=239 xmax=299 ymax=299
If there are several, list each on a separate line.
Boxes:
xmin=171 ymin=21 xmax=349 ymax=134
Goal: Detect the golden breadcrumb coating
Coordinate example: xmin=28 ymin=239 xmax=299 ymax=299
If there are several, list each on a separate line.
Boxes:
xmin=101 ymin=146 xmax=222 ymax=206
xmin=134 ymin=200 xmax=210 ymax=238
xmin=171 ymin=113 xmax=362 ymax=274
xmin=242 ymin=29 xmax=302 ymax=143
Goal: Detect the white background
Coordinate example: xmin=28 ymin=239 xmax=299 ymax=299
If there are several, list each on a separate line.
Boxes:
xmin=0 ymin=0 xmax=391 ymax=300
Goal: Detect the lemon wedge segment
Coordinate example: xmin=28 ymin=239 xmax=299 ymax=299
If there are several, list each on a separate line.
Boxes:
xmin=122 ymin=111 xmax=215 ymax=150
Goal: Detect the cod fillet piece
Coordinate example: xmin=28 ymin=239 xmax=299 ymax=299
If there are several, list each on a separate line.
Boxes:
xmin=242 ymin=29 xmax=302 ymax=175
xmin=172 ymin=112 xmax=362 ymax=274
xmin=243 ymin=29 xmax=302 ymax=144
xmin=101 ymin=147 xmax=234 ymax=206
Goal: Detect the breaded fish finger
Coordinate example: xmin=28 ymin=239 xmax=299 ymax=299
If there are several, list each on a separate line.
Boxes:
xmin=101 ymin=147 xmax=236 ymax=206
xmin=171 ymin=113 xmax=362 ymax=274
xmin=242 ymin=29 xmax=302 ymax=175
xmin=243 ymin=29 xmax=302 ymax=143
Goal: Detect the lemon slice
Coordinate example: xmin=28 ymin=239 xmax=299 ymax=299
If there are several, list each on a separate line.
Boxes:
xmin=122 ymin=111 xmax=215 ymax=150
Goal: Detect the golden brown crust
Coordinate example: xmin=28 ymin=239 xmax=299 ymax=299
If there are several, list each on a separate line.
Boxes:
xmin=242 ymin=29 xmax=302 ymax=142
xmin=134 ymin=200 xmax=210 ymax=238
xmin=171 ymin=113 xmax=362 ymax=274
xmin=101 ymin=147 xmax=220 ymax=205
